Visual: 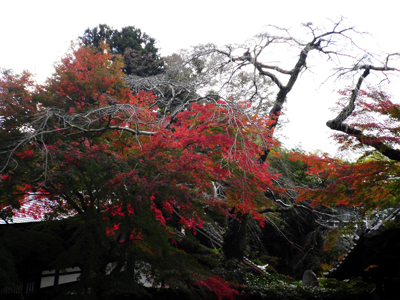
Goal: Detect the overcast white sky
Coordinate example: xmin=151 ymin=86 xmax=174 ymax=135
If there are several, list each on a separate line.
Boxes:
xmin=1 ymin=0 xmax=399 ymax=156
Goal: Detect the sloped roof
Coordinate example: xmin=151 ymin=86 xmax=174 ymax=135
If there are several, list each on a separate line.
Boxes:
xmin=0 ymin=215 xmax=42 ymax=225
xmin=327 ymin=207 xmax=400 ymax=280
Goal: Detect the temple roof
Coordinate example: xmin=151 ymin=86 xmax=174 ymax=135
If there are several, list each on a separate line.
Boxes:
xmin=327 ymin=206 xmax=400 ymax=280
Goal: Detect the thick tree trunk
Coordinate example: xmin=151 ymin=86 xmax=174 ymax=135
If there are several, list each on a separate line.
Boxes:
xmin=223 ymin=212 xmax=249 ymax=260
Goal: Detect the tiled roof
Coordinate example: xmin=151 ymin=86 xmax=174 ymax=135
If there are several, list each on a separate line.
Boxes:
xmin=0 ymin=215 xmax=42 ymax=224
xmin=326 ymin=206 xmax=400 ymax=280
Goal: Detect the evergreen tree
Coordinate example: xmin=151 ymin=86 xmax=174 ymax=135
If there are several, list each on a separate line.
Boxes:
xmin=80 ymin=24 xmax=164 ymax=76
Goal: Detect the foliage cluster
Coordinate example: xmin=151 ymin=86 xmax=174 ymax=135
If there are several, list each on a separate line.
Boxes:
xmin=80 ymin=24 xmax=163 ymax=76
xmin=244 ymin=275 xmax=372 ymax=300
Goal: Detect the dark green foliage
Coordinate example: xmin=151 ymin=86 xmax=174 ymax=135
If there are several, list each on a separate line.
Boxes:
xmin=244 ymin=285 xmax=371 ymax=300
xmin=80 ymin=24 xmax=147 ymax=55
xmin=213 ymin=259 xmax=249 ymax=285
xmin=268 ymin=146 xmax=326 ymax=190
xmin=80 ymin=24 xmax=163 ymax=76
xmin=244 ymin=275 xmax=372 ymax=300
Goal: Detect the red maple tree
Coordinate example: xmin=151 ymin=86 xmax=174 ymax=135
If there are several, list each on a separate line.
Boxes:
xmin=0 ymin=42 xmax=282 ymax=297
xmin=292 ymin=87 xmax=400 ymax=212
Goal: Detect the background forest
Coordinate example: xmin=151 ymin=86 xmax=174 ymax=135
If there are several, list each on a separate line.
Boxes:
xmin=1 ymin=21 xmax=399 ymax=299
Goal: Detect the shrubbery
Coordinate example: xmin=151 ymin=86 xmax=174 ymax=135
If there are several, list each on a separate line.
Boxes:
xmin=241 ymin=274 xmax=372 ymax=300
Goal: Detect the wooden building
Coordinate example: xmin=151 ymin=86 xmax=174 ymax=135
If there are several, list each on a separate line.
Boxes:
xmin=327 ymin=207 xmax=400 ymax=300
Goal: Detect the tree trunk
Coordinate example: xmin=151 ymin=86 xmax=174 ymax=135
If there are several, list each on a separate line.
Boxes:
xmin=223 ymin=212 xmax=249 ymax=260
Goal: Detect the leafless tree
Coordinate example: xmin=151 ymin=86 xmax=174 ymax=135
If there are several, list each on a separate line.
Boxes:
xmin=188 ymin=18 xmax=400 ymax=162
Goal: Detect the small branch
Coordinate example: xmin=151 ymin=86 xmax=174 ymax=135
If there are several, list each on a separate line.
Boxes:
xmin=66 ymin=124 xmax=155 ymax=136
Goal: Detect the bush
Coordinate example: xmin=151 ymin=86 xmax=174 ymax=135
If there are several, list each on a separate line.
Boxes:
xmin=241 ymin=274 xmax=372 ymax=300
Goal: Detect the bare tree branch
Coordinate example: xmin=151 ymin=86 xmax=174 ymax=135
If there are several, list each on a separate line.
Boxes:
xmin=326 ymin=57 xmax=400 ymax=161
xmin=189 ymin=19 xmax=368 ymax=163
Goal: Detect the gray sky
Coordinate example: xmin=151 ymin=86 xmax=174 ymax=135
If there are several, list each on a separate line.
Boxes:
xmin=1 ymin=0 xmax=399 ymax=156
